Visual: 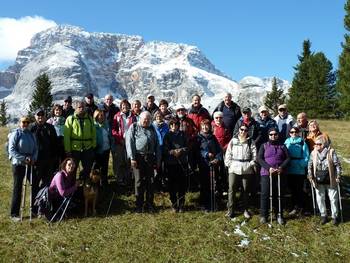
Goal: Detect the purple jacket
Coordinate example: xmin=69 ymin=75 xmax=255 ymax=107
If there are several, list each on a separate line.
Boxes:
xmin=49 ymin=170 xmax=77 ymax=198
xmin=257 ymin=142 xmax=290 ymax=176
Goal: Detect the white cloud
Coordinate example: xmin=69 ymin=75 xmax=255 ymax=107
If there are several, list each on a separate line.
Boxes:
xmin=0 ymin=16 xmax=57 ymax=62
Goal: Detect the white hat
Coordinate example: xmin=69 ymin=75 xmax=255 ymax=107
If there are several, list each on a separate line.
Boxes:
xmin=258 ymin=106 xmax=269 ymax=112
xmin=213 ymin=111 xmax=223 ymax=118
xmin=175 ymin=105 xmax=186 ymax=111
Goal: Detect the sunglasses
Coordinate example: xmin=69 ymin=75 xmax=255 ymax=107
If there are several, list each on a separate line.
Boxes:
xmin=278 ymin=108 xmax=286 ymax=111
xmin=315 ymin=143 xmax=323 ymax=146
xmin=290 ymin=131 xmax=298 ymax=134
xmin=240 ymin=128 xmax=248 ymax=132
xmin=21 ymin=121 xmax=29 ymax=124
xmin=269 ymin=133 xmax=278 ymax=136
xmin=215 ymin=117 xmax=223 ymax=119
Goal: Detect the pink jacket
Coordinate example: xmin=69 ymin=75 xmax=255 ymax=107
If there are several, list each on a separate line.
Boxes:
xmin=112 ymin=111 xmax=137 ymax=145
xmin=49 ymin=170 xmax=76 ymax=198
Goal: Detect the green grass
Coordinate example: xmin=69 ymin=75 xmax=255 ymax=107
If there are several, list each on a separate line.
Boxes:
xmin=0 ymin=120 xmax=349 ymax=262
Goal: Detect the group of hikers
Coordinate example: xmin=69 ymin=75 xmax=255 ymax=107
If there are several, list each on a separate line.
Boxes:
xmin=8 ymin=91 xmax=343 ymax=225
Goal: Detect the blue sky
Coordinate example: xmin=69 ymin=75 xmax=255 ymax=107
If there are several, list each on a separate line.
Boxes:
xmin=0 ymin=0 xmax=347 ymax=82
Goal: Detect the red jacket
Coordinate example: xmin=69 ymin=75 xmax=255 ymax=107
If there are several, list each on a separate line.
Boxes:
xmin=187 ymin=105 xmax=211 ymax=130
xmin=112 ymin=111 xmax=137 ymax=145
xmin=212 ymin=121 xmax=232 ymax=151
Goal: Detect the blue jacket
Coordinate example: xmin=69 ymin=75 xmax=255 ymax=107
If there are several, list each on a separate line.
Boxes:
xmin=284 ymin=137 xmax=309 ymax=175
xmin=153 ymin=122 xmax=169 ymax=146
xmin=95 ymin=121 xmax=111 ymax=154
xmin=196 ymin=132 xmax=223 ymax=166
xmin=8 ymin=128 xmax=38 ymax=165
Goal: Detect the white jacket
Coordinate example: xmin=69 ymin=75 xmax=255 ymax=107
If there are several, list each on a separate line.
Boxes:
xmin=224 ymin=137 xmax=257 ymax=175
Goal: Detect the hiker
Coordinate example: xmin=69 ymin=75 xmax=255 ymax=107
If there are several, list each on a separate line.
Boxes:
xmin=212 ymin=92 xmax=241 ymax=136
xmin=94 ymin=109 xmax=112 ymax=188
xmin=233 ymin=107 xmax=261 ymax=143
xmin=308 ymin=135 xmax=342 ymax=225
xmin=274 ymin=104 xmax=294 ymax=143
xmin=196 ymin=119 xmax=223 ymax=212
xmin=126 ymin=111 xmax=161 ymax=213
xmin=142 ymin=94 xmax=159 ymax=117
xmin=255 ymin=106 xmax=278 ymax=151
xmin=257 ymin=127 xmax=290 ymax=225
xmin=211 ymin=111 xmax=232 ymax=200
xmin=8 ymin=116 xmax=38 ymax=222
xmin=163 ymin=118 xmax=189 ymax=212
xmin=158 ymin=99 xmax=173 ymax=124
xmin=224 ymin=124 xmax=257 ymax=219
xmin=284 ymin=127 xmax=310 ymax=216
xmin=62 ymin=96 xmax=74 ymax=118
xmin=49 ymin=158 xmax=79 ymax=214
xmin=131 ymin=99 xmax=142 ymax=122
xmin=101 ymin=94 xmax=120 ymax=129
xmin=188 ymin=94 xmax=211 ymax=131
xmin=47 ymin=104 xmax=66 ymax=165
xmin=306 ymin=120 xmax=330 ymax=151
xmin=112 ymin=99 xmax=137 ymax=186
xmin=294 ymin=112 xmax=309 ymax=139
xmin=84 ymin=93 xmax=98 ymax=117
xmin=64 ymin=100 xmax=96 ymax=182
xmin=31 ymin=108 xmax=59 ymax=192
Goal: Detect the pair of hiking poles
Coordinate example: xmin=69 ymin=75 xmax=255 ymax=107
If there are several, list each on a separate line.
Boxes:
xmin=210 ymin=164 xmax=216 ymax=212
xmin=20 ymin=164 xmax=33 ymax=222
xmin=309 ymin=179 xmax=344 ymax=223
xmin=269 ymin=170 xmax=283 ymax=225
xmin=49 ymin=196 xmax=73 ymax=224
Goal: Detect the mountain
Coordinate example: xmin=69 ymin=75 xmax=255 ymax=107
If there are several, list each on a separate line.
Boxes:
xmin=1 ymin=25 xmax=290 ymax=119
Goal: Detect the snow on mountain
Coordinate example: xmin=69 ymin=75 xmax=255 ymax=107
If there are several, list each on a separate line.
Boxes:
xmin=1 ymin=25 xmax=290 ymax=119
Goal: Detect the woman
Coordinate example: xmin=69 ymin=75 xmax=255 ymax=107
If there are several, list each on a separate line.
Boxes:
xmin=257 ymin=127 xmax=290 ymax=225
xmin=112 ymin=99 xmax=137 ymax=185
xmin=163 ymin=118 xmax=189 ymax=212
xmin=47 ymin=104 xmax=66 ymax=165
xmin=306 ymin=120 xmax=330 ymax=151
xmin=94 ymin=109 xmax=111 ymax=187
xmin=158 ymin=99 xmax=173 ymax=124
xmin=196 ymin=119 xmax=222 ymax=211
xmin=49 ymin=158 xmax=79 ymax=217
xmin=308 ymin=135 xmax=342 ymax=225
xmin=8 ymin=116 xmax=38 ymax=222
xmin=284 ymin=127 xmax=310 ymax=215
xmin=224 ymin=124 xmax=256 ymax=219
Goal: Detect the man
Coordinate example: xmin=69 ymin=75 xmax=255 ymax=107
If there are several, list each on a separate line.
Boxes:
xmin=274 ymin=104 xmax=294 ymax=143
xmin=62 ymin=96 xmax=74 ymax=118
xmin=142 ymin=94 xmax=159 ymax=116
xmin=131 ymin=99 xmax=142 ymax=122
xmin=187 ymin=94 xmax=211 ymax=131
xmin=85 ymin=93 xmax=98 ymax=117
xmin=64 ymin=100 xmax=96 ymax=182
xmin=233 ymin=107 xmax=261 ymax=145
xmin=255 ymin=106 xmax=278 ymax=151
xmin=294 ymin=112 xmax=309 ymax=139
xmin=126 ymin=111 xmax=161 ymax=213
xmin=213 ymin=92 xmax=241 ymax=136
xmin=31 ymin=108 xmax=58 ymax=188
xmin=101 ymin=94 xmax=120 ymax=128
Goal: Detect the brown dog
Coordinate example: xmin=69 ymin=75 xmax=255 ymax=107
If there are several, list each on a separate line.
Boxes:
xmin=83 ymin=169 xmax=101 ymax=217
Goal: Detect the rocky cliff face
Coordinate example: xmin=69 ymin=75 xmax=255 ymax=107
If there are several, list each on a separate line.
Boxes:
xmin=1 ymin=25 xmax=289 ymax=118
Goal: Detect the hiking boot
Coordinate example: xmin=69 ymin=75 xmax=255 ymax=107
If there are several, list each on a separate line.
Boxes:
xmin=243 ymin=210 xmax=251 ymax=219
xmin=171 ymin=207 xmax=178 ymax=213
xmin=10 ymin=216 xmax=21 ymax=222
xmin=225 ymin=211 xmax=234 ymax=219
xmin=178 ymin=208 xmax=184 ymax=213
xmin=320 ymin=216 xmax=327 ymax=225
xmin=135 ymin=207 xmax=143 ymax=214
xmin=277 ymin=216 xmax=285 ymax=225
xmin=260 ymin=217 xmax=267 ymax=224
xmin=288 ymin=209 xmax=298 ymax=216
xmin=333 ymin=217 xmax=339 ymax=226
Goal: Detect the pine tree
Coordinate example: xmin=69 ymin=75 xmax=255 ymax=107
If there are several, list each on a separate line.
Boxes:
xmin=29 ymin=73 xmax=53 ymax=116
xmin=336 ymin=0 xmax=350 ymax=116
xmin=288 ymin=40 xmax=337 ymax=118
xmin=264 ymin=77 xmax=286 ymax=115
xmin=0 ymin=100 xmax=9 ymax=126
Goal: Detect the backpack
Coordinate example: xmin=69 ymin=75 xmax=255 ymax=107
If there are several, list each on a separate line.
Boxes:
xmin=34 ymin=186 xmax=53 ymax=218
xmin=5 ymin=128 xmax=20 ymax=160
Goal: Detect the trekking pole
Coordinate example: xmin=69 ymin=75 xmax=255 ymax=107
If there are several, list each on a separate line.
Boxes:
xmin=106 ymin=191 xmax=116 ymax=217
xmin=310 ymin=179 xmax=316 ymax=216
xmin=210 ymin=164 xmax=216 ymax=212
xmin=337 ymin=182 xmax=344 ymax=223
xmin=277 ymin=172 xmax=282 ymax=224
xmin=20 ymin=164 xmax=29 ymax=221
xmin=269 ymin=171 xmax=273 ymax=225
xmin=29 ymin=165 xmax=33 ymax=222
xmin=58 ymin=196 xmax=73 ymax=223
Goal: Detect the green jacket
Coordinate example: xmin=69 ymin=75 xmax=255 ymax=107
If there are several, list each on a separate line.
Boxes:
xmin=64 ymin=113 xmax=96 ymax=152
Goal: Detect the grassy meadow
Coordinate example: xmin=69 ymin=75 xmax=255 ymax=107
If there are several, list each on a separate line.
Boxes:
xmin=0 ymin=120 xmax=350 ymax=262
